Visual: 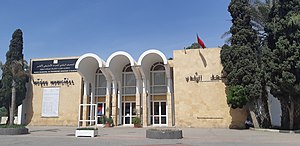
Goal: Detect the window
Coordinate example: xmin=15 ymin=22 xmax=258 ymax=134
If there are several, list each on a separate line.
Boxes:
xmin=95 ymin=68 xmax=106 ymax=96
xmin=150 ymin=62 xmax=167 ymax=94
xmin=122 ymin=64 xmax=136 ymax=95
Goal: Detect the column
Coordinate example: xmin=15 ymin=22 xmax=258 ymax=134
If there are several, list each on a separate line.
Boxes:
xmin=117 ymin=81 xmax=122 ymax=125
xmin=167 ymin=77 xmax=173 ymax=127
xmin=111 ymin=81 xmax=117 ymax=126
xmin=135 ymin=78 xmax=141 ymax=117
xmin=105 ymin=80 xmax=111 ymax=116
xmin=142 ymin=79 xmax=148 ymax=126
xmin=81 ymin=80 xmax=89 ymax=126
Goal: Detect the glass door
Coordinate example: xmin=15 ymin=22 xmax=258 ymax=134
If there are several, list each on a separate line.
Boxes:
xmin=122 ymin=102 xmax=136 ymax=125
xmin=151 ymin=101 xmax=167 ymax=126
xmin=97 ymin=102 xmax=105 ymax=125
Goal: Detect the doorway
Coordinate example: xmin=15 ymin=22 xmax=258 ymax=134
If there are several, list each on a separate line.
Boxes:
xmin=122 ymin=102 xmax=136 ymax=125
xmin=97 ymin=102 xmax=105 ymax=125
xmin=151 ymin=101 xmax=167 ymax=126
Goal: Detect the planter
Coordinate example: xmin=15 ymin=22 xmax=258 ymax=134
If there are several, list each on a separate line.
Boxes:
xmin=105 ymin=123 xmax=112 ymax=128
xmin=146 ymin=128 xmax=183 ymax=139
xmin=0 ymin=127 xmax=29 ymax=135
xmin=75 ymin=129 xmax=98 ymax=137
xmin=134 ymin=124 xmax=142 ymax=128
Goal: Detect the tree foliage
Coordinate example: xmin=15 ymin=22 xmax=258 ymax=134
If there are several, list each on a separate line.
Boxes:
xmin=264 ymin=0 xmax=300 ymax=129
xmin=221 ymin=0 xmax=261 ymax=107
xmin=227 ymin=85 xmax=247 ymax=109
xmin=186 ymin=42 xmax=200 ymax=49
xmin=221 ymin=0 xmax=271 ymax=128
xmin=0 ymin=29 xmax=28 ymax=124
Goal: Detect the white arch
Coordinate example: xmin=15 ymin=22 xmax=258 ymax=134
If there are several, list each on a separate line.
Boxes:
xmin=75 ymin=53 xmax=105 ymax=69
xmin=137 ymin=49 xmax=168 ymax=65
xmin=106 ymin=51 xmax=135 ymax=67
xmin=75 ymin=53 xmax=106 ymax=84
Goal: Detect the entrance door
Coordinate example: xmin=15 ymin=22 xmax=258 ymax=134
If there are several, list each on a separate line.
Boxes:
xmin=122 ymin=102 xmax=136 ymax=125
xmin=151 ymin=101 xmax=167 ymax=126
xmin=97 ymin=102 xmax=105 ymax=125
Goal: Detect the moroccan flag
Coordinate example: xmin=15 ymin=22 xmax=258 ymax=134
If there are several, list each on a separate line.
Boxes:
xmin=197 ymin=34 xmax=206 ymax=48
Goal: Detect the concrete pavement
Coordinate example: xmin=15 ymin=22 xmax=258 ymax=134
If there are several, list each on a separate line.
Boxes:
xmin=0 ymin=126 xmax=300 ymax=146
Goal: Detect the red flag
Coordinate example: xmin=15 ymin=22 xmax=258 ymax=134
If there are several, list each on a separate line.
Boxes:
xmin=197 ymin=34 xmax=206 ymax=48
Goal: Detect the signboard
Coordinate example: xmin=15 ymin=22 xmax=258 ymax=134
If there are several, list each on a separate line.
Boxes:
xmin=32 ymin=59 xmax=78 ymax=74
xmin=42 ymin=88 xmax=60 ymax=117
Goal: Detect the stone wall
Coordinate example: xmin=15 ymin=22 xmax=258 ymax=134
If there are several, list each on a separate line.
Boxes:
xmin=173 ymin=48 xmax=247 ymax=128
xmin=24 ymin=57 xmax=82 ymax=126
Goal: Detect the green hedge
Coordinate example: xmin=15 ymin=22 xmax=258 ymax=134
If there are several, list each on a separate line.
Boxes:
xmin=0 ymin=124 xmax=26 ymax=128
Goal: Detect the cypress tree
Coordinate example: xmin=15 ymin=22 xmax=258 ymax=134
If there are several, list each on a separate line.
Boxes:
xmin=264 ymin=0 xmax=300 ymax=130
xmin=0 ymin=29 xmax=28 ymax=125
xmin=221 ymin=0 xmax=271 ymax=128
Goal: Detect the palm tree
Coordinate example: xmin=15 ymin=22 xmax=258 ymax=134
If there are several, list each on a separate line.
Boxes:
xmin=222 ymin=0 xmax=274 ymax=43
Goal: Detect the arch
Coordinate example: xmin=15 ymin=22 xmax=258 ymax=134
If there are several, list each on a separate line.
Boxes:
xmin=137 ymin=49 xmax=169 ymax=79
xmin=75 ymin=53 xmax=106 ymax=83
xmin=106 ymin=51 xmax=135 ymax=67
xmin=137 ymin=49 xmax=168 ymax=66
xmin=151 ymin=62 xmax=165 ymax=71
xmin=123 ymin=63 xmax=133 ymax=72
xmin=75 ymin=53 xmax=105 ymax=69
xmin=106 ymin=51 xmax=137 ymax=81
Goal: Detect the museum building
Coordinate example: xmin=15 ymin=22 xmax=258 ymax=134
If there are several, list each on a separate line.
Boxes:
xmin=22 ymin=48 xmax=247 ymax=128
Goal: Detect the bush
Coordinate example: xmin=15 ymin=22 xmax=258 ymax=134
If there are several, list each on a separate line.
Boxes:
xmin=0 ymin=124 xmax=26 ymax=128
xmin=105 ymin=117 xmax=113 ymax=124
xmin=132 ymin=117 xmax=141 ymax=125
xmin=227 ymin=85 xmax=248 ymax=109
xmin=0 ymin=107 xmax=7 ymax=117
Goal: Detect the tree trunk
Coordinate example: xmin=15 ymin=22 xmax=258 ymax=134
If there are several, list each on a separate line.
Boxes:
xmin=280 ymin=100 xmax=289 ymax=130
xmin=248 ymin=102 xmax=260 ymax=128
xmin=9 ymin=80 xmax=16 ymax=126
xmin=289 ymin=96 xmax=294 ymax=130
xmin=249 ymin=96 xmax=271 ymax=128
xmin=259 ymin=90 xmax=271 ymax=128
xmin=293 ymin=101 xmax=300 ymax=129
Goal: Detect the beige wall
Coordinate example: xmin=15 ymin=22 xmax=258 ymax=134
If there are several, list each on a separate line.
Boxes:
xmin=173 ymin=48 xmax=247 ymax=128
xmin=25 ymin=57 xmax=82 ymax=126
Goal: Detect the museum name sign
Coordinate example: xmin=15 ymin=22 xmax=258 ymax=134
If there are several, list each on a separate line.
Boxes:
xmin=32 ymin=59 xmax=78 ymax=74
xmin=33 ymin=78 xmax=75 ymax=87
xmin=185 ymin=72 xmax=222 ymax=83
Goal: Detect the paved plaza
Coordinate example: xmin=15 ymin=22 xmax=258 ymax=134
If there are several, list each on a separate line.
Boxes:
xmin=0 ymin=126 xmax=300 ymax=146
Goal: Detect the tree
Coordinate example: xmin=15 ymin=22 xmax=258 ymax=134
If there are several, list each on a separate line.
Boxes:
xmin=0 ymin=62 xmax=3 ymax=109
xmin=221 ymin=0 xmax=271 ymax=128
xmin=222 ymin=0 xmax=274 ymax=45
xmin=186 ymin=42 xmax=200 ymax=49
xmin=264 ymin=0 xmax=300 ymax=130
xmin=0 ymin=29 xmax=28 ymax=125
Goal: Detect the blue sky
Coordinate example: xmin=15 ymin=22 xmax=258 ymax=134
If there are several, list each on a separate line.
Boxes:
xmin=0 ymin=0 xmax=231 ymax=64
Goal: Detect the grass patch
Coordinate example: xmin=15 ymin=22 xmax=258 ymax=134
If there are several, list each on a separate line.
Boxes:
xmin=0 ymin=124 xmax=26 ymax=128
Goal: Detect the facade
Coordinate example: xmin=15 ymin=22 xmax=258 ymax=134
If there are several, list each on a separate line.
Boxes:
xmin=23 ymin=57 xmax=82 ymax=125
xmin=173 ymin=48 xmax=246 ymax=128
xmin=23 ymin=48 xmax=247 ymax=128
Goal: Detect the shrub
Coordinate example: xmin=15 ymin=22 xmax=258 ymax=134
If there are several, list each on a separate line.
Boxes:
xmin=132 ymin=117 xmax=141 ymax=125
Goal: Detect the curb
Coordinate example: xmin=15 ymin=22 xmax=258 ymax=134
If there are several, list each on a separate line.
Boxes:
xmin=0 ymin=128 xmax=29 ymax=135
xmin=249 ymin=127 xmax=300 ymax=134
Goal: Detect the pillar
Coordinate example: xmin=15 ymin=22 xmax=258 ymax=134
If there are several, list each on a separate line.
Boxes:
xmin=105 ymin=80 xmax=111 ymax=116
xmin=111 ymin=81 xmax=117 ymax=126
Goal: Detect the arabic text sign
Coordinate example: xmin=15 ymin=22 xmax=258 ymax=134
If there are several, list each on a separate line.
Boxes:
xmin=32 ymin=59 xmax=78 ymax=74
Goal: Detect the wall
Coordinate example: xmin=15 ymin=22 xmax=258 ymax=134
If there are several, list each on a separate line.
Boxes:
xmin=24 ymin=57 xmax=82 ymax=126
xmin=267 ymin=88 xmax=281 ymax=127
xmin=173 ymin=48 xmax=247 ymax=128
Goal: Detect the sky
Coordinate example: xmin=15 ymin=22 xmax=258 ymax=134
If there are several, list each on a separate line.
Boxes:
xmin=0 ymin=0 xmax=232 ymax=64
